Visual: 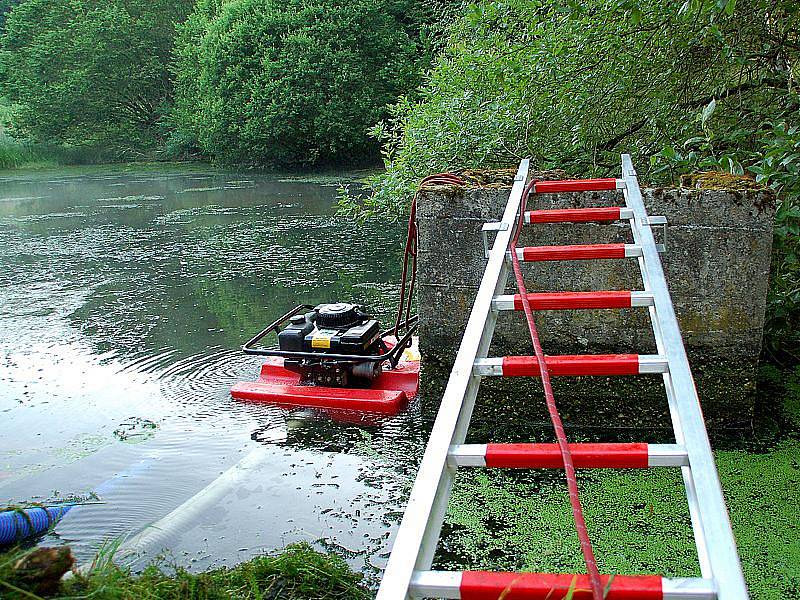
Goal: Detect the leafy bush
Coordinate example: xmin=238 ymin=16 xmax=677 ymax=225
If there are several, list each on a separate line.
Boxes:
xmin=0 ymin=1 xmax=22 ymax=32
xmin=173 ymin=0 xmax=424 ymax=167
xmin=754 ymin=125 xmax=800 ymax=358
xmin=0 ymin=0 xmax=193 ymax=156
xmin=654 ymin=122 xmax=800 ymax=360
xmin=357 ymin=0 xmax=797 ymax=209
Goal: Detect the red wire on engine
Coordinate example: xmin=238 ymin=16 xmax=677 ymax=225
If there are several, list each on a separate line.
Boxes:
xmin=510 ymin=180 xmax=604 ymax=600
xmin=394 ymin=173 xmax=465 ymax=340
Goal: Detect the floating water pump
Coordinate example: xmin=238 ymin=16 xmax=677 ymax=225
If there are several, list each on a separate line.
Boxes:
xmin=231 ymin=172 xmax=464 ymax=414
xmin=240 ymin=300 xmax=415 ymax=388
xmin=231 ymin=301 xmax=419 ymax=415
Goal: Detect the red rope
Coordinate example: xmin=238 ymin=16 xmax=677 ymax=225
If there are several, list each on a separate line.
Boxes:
xmin=509 ymin=180 xmax=604 ymax=600
xmin=394 ymin=173 xmax=465 ymax=340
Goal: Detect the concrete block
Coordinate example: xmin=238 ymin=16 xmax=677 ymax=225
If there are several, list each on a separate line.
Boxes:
xmin=417 ymin=181 xmax=775 ymax=431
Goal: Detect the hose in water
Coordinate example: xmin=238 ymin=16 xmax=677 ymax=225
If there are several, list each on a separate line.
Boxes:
xmin=393 ymin=173 xmax=465 ymax=340
xmin=0 ymin=505 xmax=72 ymax=546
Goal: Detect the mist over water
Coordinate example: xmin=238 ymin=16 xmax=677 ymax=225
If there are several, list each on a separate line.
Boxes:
xmin=0 ymin=169 xmax=425 ymax=581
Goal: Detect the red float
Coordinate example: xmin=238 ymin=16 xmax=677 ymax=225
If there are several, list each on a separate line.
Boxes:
xmin=231 ymin=349 xmax=419 ymax=417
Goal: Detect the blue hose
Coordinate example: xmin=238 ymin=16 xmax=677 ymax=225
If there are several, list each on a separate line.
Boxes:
xmin=0 ymin=506 xmax=72 ymax=546
xmin=0 ymin=456 xmax=155 ymax=547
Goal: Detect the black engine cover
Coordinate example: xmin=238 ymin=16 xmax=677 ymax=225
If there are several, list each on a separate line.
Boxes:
xmin=278 ymin=303 xmax=380 ymax=356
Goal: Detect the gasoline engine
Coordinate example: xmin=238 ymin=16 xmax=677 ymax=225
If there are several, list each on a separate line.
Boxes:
xmin=277 ymin=303 xmax=384 ymax=387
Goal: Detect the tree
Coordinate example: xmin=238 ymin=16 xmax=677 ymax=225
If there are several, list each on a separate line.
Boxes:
xmin=380 ymin=0 xmax=794 ymax=175
xmin=359 ymin=0 xmax=799 ymax=213
xmin=0 ymin=1 xmax=23 ymax=32
xmin=172 ymin=0 xmax=424 ymax=167
xmin=1 ymin=0 xmax=193 ymax=154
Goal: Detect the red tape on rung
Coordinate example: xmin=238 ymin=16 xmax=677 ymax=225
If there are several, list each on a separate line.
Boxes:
xmin=485 ymin=443 xmax=649 ymax=469
xmin=526 ymin=207 xmax=622 ymax=223
xmin=460 ymin=572 xmax=663 ymax=600
xmin=513 ymin=291 xmax=632 ymax=310
xmin=501 ymin=354 xmax=641 ymax=377
xmin=521 ymin=243 xmax=627 ymax=261
xmin=534 ymin=178 xmax=619 ymax=193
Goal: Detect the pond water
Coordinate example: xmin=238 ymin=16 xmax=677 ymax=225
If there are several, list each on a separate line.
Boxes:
xmin=0 ymin=168 xmax=427 ymax=582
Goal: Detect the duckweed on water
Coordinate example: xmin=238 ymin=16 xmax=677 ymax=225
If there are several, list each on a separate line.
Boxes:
xmin=438 ymin=442 xmax=800 ymax=598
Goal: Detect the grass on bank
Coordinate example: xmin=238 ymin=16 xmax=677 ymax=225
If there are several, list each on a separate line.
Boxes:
xmin=0 ymin=102 xmax=64 ymax=170
xmin=0 ymin=100 xmax=165 ymax=171
xmin=0 ymin=542 xmax=369 ymax=600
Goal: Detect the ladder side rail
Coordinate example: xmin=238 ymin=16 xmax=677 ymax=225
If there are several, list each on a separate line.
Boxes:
xmin=625 ymin=208 xmax=713 ymax=578
xmin=376 ymin=160 xmax=531 ymax=600
xmin=628 ymin=170 xmax=720 ymax=585
xmin=621 ymin=154 xmax=748 ymax=599
xmin=644 ymin=298 xmax=714 ymax=579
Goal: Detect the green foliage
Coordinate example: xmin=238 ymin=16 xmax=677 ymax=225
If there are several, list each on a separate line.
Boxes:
xmin=0 ymin=100 xmax=122 ymax=169
xmin=0 ymin=0 xmax=193 ymax=156
xmin=1 ymin=542 xmax=369 ymax=599
xmin=654 ymin=122 xmax=800 ymax=359
xmin=746 ymin=125 xmax=800 ymax=359
xmin=760 ymin=363 xmax=800 ymax=430
xmin=362 ymin=0 xmax=797 ymax=200
xmin=172 ymin=0 xmax=424 ymax=167
xmin=0 ymin=0 xmax=22 ymax=32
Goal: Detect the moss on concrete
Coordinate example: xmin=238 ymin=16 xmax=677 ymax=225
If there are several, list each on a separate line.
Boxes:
xmin=680 ymin=171 xmax=766 ymax=191
xmin=419 ymin=168 xmax=569 ymax=194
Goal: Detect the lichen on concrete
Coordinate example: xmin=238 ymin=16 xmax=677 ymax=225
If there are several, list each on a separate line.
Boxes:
xmin=679 ymin=171 xmax=767 ymax=191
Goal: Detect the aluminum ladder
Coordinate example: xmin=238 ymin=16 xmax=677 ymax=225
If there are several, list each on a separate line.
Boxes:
xmin=376 ymin=155 xmax=748 ymax=599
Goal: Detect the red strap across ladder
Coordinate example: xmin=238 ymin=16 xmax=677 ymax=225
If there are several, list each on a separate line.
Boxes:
xmin=461 ymin=572 xmax=663 ymax=600
xmin=534 ymin=178 xmax=620 ymax=194
xmin=519 ymin=243 xmax=628 ymax=261
xmin=526 ymin=207 xmax=624 ymax=223
xmin=514 ymin=291 xmax=633 ymax=310
xmin=485 ymin=443 xmax=649 ymax=469
xmin=502 ymin=354 xmax=641 ymax=376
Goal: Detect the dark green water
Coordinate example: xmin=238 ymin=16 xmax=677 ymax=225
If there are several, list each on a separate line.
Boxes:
xmin=0 ymin=168 xmax=426 ymax=580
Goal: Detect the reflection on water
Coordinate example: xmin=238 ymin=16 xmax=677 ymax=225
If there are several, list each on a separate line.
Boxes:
xmin=0 ymin=169 xmax=425 ymax=582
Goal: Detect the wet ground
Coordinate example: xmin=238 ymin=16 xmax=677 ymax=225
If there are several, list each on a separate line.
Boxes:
xmin=0 ymin=167 xmax=426 ymax=583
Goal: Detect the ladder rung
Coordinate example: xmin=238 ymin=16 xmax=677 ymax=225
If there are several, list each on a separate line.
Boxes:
xmin=447 ymin=443 xmax=688 ymax=469
xmin=525 ymin=207 xmax=634 ymax=224
xmin=410 ymin=571 xmax=716 ymax=599
xmin=534 ymin=178 xmax=626 ymax=194
xmin=511 ymin=243 xmax=642 ymax=262
xmin=492 ymin=290 xmax=654 ymax=311
xmin=473 ymin=355 xmax=669 ymax=377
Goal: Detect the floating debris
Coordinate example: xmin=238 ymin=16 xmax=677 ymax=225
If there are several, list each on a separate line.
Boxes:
xmin=113 ymin=417 xmax=158 ymax=444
